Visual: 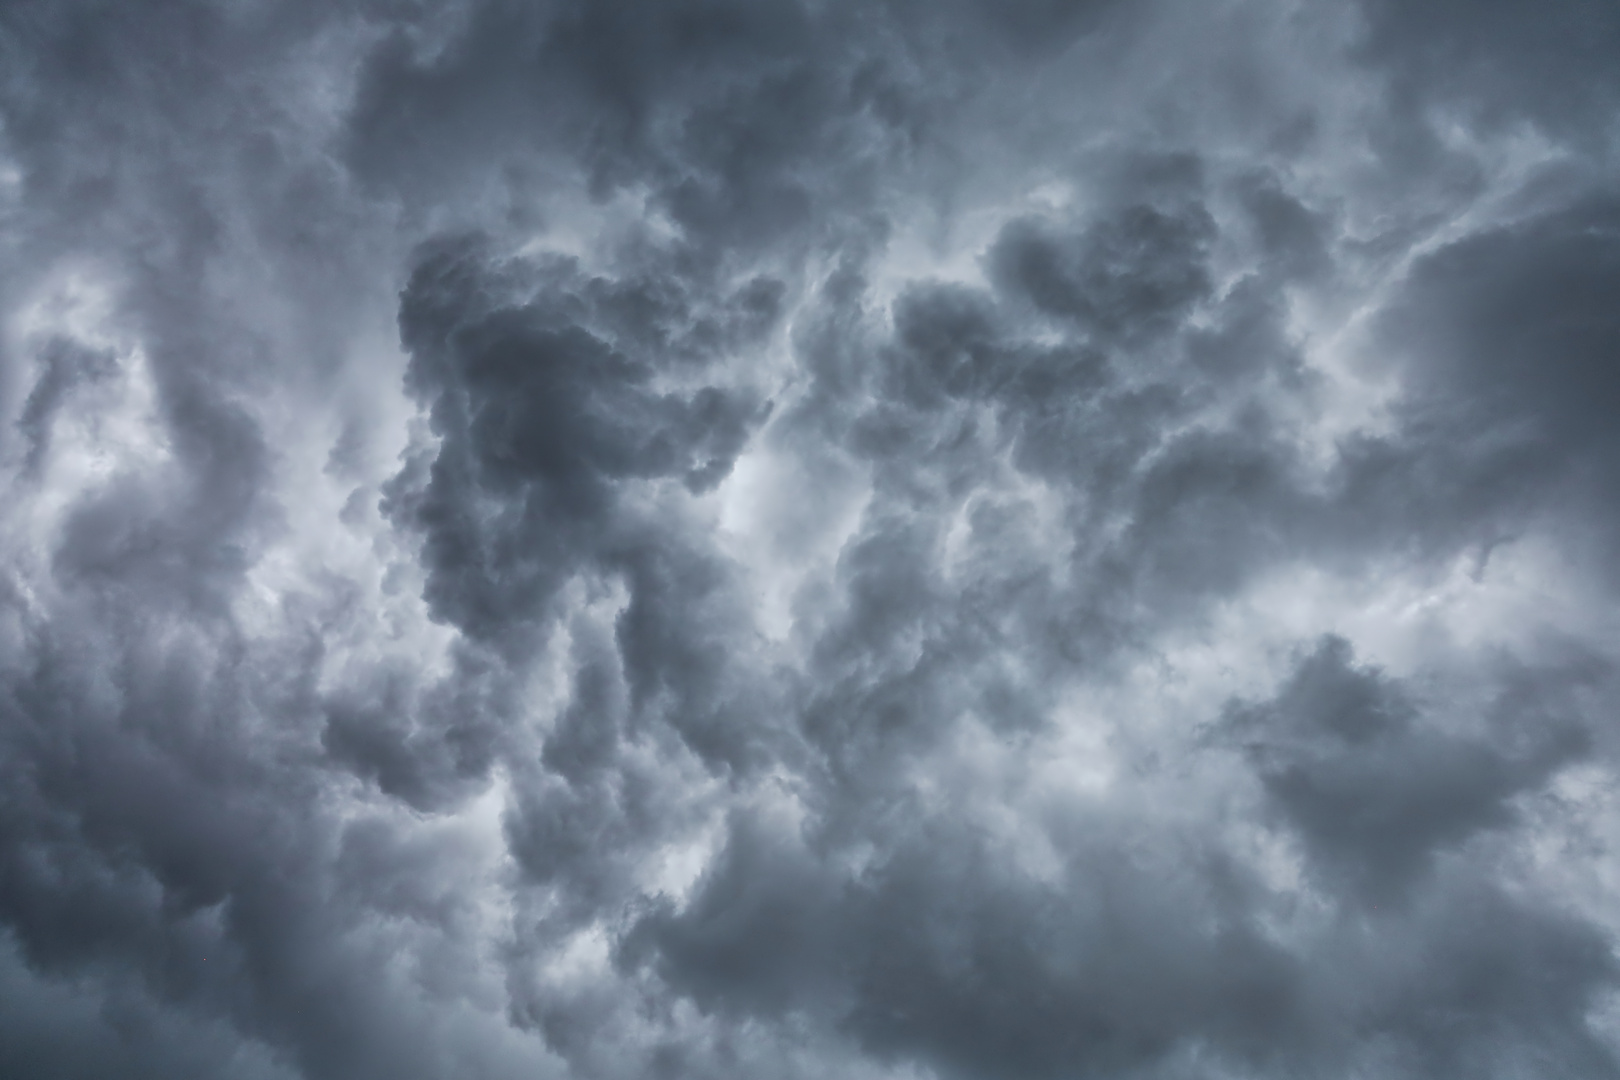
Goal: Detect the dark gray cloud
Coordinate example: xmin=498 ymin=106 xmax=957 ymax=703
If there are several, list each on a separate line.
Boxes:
xmin=387 ymin=236 xmax=774 ymax=640
xmin=1353 ymin=0 xmax=1620 ymax=140
xmin=1226 ymin=636 xmax=1592 ymax=904
xmin=2 ymin=1 xmax=1619 ymax=1078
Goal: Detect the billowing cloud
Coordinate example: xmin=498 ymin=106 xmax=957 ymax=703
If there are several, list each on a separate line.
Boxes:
xmin=2 ymin=2 xmax=1619 ymax=1079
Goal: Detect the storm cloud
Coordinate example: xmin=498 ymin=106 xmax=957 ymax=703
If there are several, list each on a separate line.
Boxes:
xmin=2 ymin=1 xmax=1619 ymax=1078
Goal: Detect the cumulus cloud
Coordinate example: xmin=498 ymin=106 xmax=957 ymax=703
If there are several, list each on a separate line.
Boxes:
xmin=2 ymin=1 xmax=1619 ymax=1078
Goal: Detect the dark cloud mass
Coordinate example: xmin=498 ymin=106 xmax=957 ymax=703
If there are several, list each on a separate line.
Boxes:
xmin=2 ymin=1 xmax=1619 ymax=1078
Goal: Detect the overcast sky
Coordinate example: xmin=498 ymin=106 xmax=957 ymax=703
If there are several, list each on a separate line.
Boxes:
xmin=2 ymin=1 xmax=1620 ymax=1078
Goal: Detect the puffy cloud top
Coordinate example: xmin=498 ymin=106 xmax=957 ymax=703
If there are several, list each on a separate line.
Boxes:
xmin=2 ymin=2 xmax=1619 ymax=1079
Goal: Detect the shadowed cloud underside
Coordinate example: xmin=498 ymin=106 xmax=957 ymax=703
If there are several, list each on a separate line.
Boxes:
xmin=2 ymin=2 xmax=1619 ymax=1078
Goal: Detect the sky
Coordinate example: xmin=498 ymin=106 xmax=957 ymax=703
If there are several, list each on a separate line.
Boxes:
xmin=1 ymin=1 xmax=1619 ymax=1078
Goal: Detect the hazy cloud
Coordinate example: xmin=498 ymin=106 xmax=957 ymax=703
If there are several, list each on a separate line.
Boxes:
xmin=2 ymin=1 xmax=1619 ymax=1078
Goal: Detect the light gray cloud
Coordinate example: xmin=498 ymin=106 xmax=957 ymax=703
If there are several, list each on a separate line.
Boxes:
xmin=2 ymin=1 xmax=1619 ymax=1078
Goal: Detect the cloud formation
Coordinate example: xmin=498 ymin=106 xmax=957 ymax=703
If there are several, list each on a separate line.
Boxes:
xmin=2 ymin=1 xmax=1619 ymax=1078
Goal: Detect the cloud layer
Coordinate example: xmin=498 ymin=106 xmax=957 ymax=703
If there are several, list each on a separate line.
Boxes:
xmin=2 ymin=2 xmax=1619 ymax=1078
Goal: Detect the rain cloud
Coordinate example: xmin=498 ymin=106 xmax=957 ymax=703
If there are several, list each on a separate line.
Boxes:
xmin=2 ymin=2 xmax=1619 ymax=1078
